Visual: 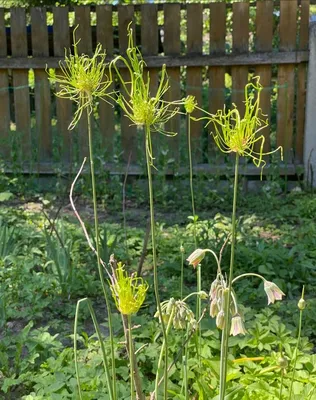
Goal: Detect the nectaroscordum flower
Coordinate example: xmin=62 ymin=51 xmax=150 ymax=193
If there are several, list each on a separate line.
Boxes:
xmin=230 ymin=314 xmax=246 ymax=336
xmin=109 ymin=24 xmax=186 ymax=165
xmin=202 ymin=77 xmax=283 ymax=173
xmin=186 ymin=248 xmax=208 ymax=268
xmin=110 ymin=262 xmax=148 ymax=316
xmin=47 ymin=27 xmax=111 ymax=129
xmin=264 ymin=281 xmax=285 ymax=305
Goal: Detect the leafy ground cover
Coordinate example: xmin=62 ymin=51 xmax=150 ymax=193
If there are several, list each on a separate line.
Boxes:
xmin=1 ymin=185 xmax=316 ymax=399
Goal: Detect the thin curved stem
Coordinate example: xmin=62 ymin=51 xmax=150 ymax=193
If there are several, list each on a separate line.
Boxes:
xmin=87 ymin=111 xmax=117 ymax=399
xmin=145 ymin=125 xmax=168 ymax=399
xmin=232 ymin=272 xmax=266 ymax=285
xmin=219 ymin=153 xmax=239 ymax=400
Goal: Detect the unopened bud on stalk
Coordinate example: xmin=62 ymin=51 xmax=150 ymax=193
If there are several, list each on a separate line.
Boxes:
xmin=298 ymin=298 xmax=306 ymax=310
xmin=216 ymin=310 xmax=225 ymax=330
xmin=278 ymin=356 xmax=288 ymax=370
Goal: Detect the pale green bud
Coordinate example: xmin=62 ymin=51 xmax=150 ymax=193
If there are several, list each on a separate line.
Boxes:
xmin=298 ymin=298 xmax=306 ymax=310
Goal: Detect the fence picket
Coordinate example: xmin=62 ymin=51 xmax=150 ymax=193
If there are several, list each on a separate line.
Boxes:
xmin=164 ymin=3 xmax=181 ymax=163
xmin=11 ymin=7 xmax=31 ymax=164
xmin=277 ymin=0 xmax=297 ymax=161
xmin=208 ymin=2 xmax=226 ymax=162
xmin=118 ymin=5 xmax=137 ymax=163
xmin=31 ymin=7 xmax=51 ymax=164
xmin=75 ymin=6 xmax=92 ymax=159
xmin=296 ymin=0 xmax=310 ymax=163
xmin=0 ymin=8 xmax=10 ymax=160
xmin=96 ymin=5 xmax=115 ymax=158
xmin=232 ymin=2 xmax=249 ymax=116
xmin=53 ymin=6 xmax=72 ymax=164
xmin=187 ymin=3 xmax=203 ymax=163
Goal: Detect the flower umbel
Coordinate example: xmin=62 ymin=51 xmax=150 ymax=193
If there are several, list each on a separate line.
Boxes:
xmin=109 ymin=25 xmax=186 ymax=165
xmin=110 ymin=262 xmax=148 ymax=315
xmin=47 ymin=26 xmax=111 ymax=130
xmin=264 ymin=280 xmax=285 ymax=305
xmin=202 ymin=77 xmax=282 ymax=173
xmin=155 ymin=298 xmax=197 ymax=330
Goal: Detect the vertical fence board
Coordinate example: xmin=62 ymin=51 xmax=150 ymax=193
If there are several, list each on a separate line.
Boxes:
xmin=75 ymin=6 xmax=92 ymax=159
xmin=187 ymin=3 xmax=203 ymax=163
xmin=164 ymin=3 xmax=181 ymax=162
xmin=296 ymin=0 xmax=309 ymax=163
xmin=232 ymin=2 xmax=249 ymax=116
xmin=11 ymin=7 xmax=31 ymax=163
xmin=141 ymin=4 xmax=158 ymax=162
xmin=31 ymin=7 xmax=51 ymax=164
xmin=53 ymin=6 xmax=72 ymax=164
xmin=96 ymin=5 xmax=115 ymax=157
xmin=255 ymin=0 xmax=273 ymax=154
xmin=0 ymin=8 xmax=10 ymax=159
xmin=277 ymin=0 xmax=297 ymax=161
xmin=118 ymin=5 xmax=137 ymax=163
xmin=141 ymin=4 xmax=158 ymax=94
xmin=208 ymin=2 xmax=226 ymax=161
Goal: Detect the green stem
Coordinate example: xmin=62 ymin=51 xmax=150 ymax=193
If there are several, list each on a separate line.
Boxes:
xmin=232 ymin=272 xmax=266 ymax=285
xmin=183 ymin=354 xmax=189 ymax=400
xmin=87 ymin=111 xmax=117 ymax=399
xmin=128 ymin=315 xmax=134 ymax=400
xmin=145 ymin=126 xmax=168 ymax=400
xmin=289 ymin=287 xmax=305 ymax=399
xmin=219 ymin=153 xmax=239 ymax=400
xmin=188 ymin=114 xmax=201 ymax=365
xmin=180 ymin=245 xmax=184 ymax=299
xmin=279 ymin=370 xmax=284 ymax=400
xmin=154 ymin=307 xmax=175 ymax=398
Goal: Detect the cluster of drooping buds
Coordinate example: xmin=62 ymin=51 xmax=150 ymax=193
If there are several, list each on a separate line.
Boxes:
xmin=209 ymin=273 xmax=247 ymax=336
xmin=155 ymin=295 xmax=207 ymax=331
xmin=155 ymin=298 xmax=197 ymax=330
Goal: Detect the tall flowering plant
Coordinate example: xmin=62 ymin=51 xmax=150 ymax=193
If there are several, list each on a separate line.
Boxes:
xmin=188 ymin=77 xmax=284 ymax=400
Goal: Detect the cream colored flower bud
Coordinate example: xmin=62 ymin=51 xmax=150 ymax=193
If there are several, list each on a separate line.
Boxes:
xmin=216 ymin=310 xmax=225 ymax=330
xmin=298 ymin=298 xmax=306 ymax=310
xmin=187 ymin=248 xmax=207 ymax=268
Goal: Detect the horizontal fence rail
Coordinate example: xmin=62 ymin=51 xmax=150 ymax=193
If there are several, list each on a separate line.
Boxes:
xmin=0 ymin=0 xmax=311 ymax=178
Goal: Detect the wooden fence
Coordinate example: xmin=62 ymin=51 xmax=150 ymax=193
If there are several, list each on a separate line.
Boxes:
xmin=0 ymin=1 xmax=311 ymax=177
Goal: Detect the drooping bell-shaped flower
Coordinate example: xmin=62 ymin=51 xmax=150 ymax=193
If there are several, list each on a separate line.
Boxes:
xmin=264 ymin=281 xmax=285 ymax=305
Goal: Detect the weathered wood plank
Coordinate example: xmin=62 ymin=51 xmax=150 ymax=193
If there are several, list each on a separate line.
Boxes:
xmin=53 ymin=6 xmax=72 ymax=164
xmin=187 ymin=3 xmax=203 ymax=163
xmin=141 ymin=4 xmax=158 ymax=162
xmin=11 ymin=7 xmax=31 ymax=163
xmin=31 ymin=7 xmax=52 ymax=164
xmin=208 ymin=2 xmax=226 ymax=161
xmin=232 ymin=2 xmax=249 ymax=116
xmin=75 ymin=6 xmax=92 ymax=159
xmin=141 ymin=4 xmax=158 ymax=94
xmin=0 ymin=51 xmax=309 ymax=69
xmin=118 ymin=5 xmax=137 ymax=163
xmin=96 ymin=5 xmax=115 ymax=158
xmin=0 ymin=8 xmax=10 ymax=160
xmin=296 ymin=0 xmax=309 ymax=163
xmin=277 ymin=0 xmax=297 ymax=161
xmin=6 ymin=161 xmax=300 ymax=177
xmin=164 ymin=3 xmax=181 ymax=162
xmin=255 ymin=0 xmax=273 ymax=154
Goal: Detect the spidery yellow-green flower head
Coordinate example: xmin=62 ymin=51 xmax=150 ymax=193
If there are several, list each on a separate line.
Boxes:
xmin=47 ymin=26 xmax=111 ymax=130
xmin=205 ymin=77 xmax=282 ymax=173
xmin=109 ymin=24 xmax=187 ymax=165
xmin=110 ymin=262 xmax=148 ymax=316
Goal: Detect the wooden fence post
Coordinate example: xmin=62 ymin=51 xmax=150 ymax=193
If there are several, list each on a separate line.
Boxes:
xmin=304 ymin=22 xmax=316 ymax=186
